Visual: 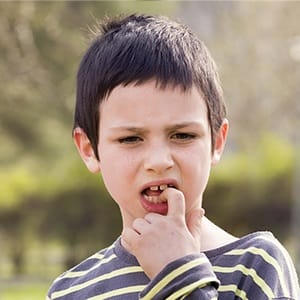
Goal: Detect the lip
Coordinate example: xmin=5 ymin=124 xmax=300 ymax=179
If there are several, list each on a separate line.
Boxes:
xmin=140 ymin=194 xmax=169 ymax=215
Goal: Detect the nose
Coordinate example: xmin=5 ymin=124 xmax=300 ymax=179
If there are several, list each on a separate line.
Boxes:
xmin=143 ymin=140 xmax=174 ymax=174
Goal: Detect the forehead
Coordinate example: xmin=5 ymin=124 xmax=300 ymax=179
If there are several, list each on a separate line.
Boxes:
xmin=100 ymin=81 xmax=208 ymax=128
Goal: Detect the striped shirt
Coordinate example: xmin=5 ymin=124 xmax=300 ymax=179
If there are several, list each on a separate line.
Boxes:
xmin=47 ymin=232 xmax=300 ymax=299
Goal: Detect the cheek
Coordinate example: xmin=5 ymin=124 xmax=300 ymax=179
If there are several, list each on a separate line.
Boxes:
xmin=99 ymin=150 xmax=138 ymax=195
xmin=181 ymin=146 xmax=212 ymax=196
xmin=186 ymin=159 xmax=211 ymax=189
xmin=182 ymin=142 xmax=212 ymax=171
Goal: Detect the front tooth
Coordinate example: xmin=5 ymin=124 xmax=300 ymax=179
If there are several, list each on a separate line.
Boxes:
xmin=159 ymin=184 xmax=168 ymax=191
xmin=149 ymin=186 xmax=159 ymax=191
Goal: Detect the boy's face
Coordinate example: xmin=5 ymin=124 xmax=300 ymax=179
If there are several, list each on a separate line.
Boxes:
xmin=75 ymin=81 xmax=227 ymax=228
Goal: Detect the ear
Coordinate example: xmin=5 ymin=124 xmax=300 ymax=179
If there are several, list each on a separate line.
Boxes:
xmin=73 ymin=127 xmax=100 ymax=173
xmin=211 ymin=119 xmax=229 ymax=166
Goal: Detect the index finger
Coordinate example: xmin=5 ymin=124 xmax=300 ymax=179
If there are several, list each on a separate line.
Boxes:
xmin=159 ymin=188 xmax=185 ymax=218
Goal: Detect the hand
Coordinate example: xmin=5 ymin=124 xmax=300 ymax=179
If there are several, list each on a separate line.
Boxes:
xmin=121 ymin=188 xmax=204 ymax=279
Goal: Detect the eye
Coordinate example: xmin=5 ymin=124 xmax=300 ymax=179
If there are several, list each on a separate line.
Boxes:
xmin=171 ymin=132 xmax=196 ymax=141
xmin=118 ymin=136 xmax=143 ymax=144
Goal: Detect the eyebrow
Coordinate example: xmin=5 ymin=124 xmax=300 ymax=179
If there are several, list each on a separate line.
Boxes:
xmin=109 ymin=121 xmax=206 ymax=132
xmin=165 ymin=122 xmax=206 ymax=131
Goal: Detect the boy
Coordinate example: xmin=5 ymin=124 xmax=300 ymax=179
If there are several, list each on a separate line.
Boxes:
xmin=47 ymin=14 xmax=299 ymax=299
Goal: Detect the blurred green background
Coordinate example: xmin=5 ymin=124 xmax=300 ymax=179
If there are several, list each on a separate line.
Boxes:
xmin=0 ymin=1 xmax=299 ymax=298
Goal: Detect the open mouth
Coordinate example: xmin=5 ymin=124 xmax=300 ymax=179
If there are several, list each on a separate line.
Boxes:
xmin=142 ymin=184 xmax=176 ymax=204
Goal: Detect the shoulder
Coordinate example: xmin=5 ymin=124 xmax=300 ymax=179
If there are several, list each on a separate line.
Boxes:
xmin=206 ymin=231 xmax=299 ymax=299
xmin=232 ymin=231 xmax=297 ymax=273
xmin=63 ymin=242 xmax=116 ymax=275
xmin=47 ymin=243 xmax=117 ymax=298
xmin=206 ymin=231 xmax=291 ymax=260
xmin=206 ymin=231 xmax=297 ymax=277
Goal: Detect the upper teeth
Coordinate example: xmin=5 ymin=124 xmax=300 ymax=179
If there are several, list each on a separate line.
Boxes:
xmin=149 ymin=184 xmax=169 ymax=191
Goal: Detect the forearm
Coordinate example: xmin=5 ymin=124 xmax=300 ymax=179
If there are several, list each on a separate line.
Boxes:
xmin=139 ymin=254 xmax=219 ymax=300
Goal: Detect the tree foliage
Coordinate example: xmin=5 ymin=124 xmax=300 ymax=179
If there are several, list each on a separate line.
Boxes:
xmin=179 ymin=1 xmax=300 ymax=147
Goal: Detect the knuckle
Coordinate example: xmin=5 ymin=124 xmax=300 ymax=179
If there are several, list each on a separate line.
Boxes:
xmin=132 ymin=218 xmax=141 ymax=227
xmin=144 ymin=213 xmax=158 ymax=223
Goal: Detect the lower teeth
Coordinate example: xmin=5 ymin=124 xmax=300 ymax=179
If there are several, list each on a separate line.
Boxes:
xmin=144 ymin=194 xmax=166 ymax=204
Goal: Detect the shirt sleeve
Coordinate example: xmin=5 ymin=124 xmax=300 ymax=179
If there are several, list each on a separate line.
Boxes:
xmin=139 ymin=254 xmax=219 ymax=300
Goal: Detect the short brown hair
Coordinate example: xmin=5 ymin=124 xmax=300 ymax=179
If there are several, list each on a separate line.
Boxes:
xmin=74 ymin=14 xmax=226 ymax=160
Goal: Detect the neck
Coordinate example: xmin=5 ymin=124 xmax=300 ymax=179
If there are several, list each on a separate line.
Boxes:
xmin=200 ymin=216 xmax=238 ymax=252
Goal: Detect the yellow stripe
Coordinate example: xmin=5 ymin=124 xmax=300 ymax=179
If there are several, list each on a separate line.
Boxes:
xmin=166 ymin=276 xmax=218 ymax=300
xmin=259 ymin=234 xmax=300 ymax=297
xmin=87 ymin=285 xmax=146 ymax=300
xmin=61 ymin=254 xmax=117 ymax=279
xmin=140 ymin=257 xmax=207 ymax=300
xmin=218 ymin=284 xmax=249 ymax=300
xmin=213 ymin=264 xmax=274 ymax=298
xmin=225 ymin=247 xmax=289 ymax=295
xmin=51 ymin=266 xmax=143 ymax=299
xmin=78 ymin=243 xmax=115 ymax=262
xmin=53 ymin=245 xmax=116 ymax=283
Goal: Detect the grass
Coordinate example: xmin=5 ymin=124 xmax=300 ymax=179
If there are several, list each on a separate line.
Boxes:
xmin=0 ymin=281 xmax=49 ymax=300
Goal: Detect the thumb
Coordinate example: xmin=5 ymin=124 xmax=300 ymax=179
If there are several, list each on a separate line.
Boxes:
xmin=186 ymin=208 xmax=205 ymax=240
